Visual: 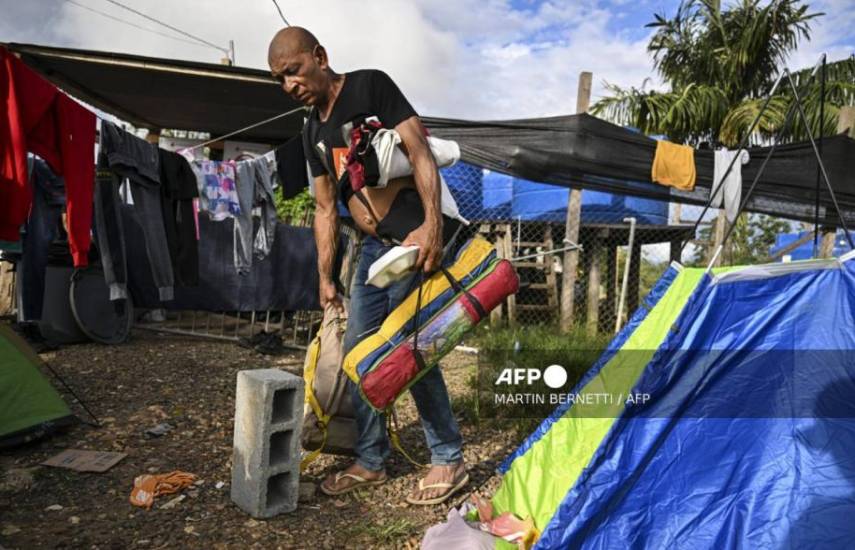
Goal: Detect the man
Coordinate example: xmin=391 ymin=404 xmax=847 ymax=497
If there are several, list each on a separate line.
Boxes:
xmin=268 ymin=27 xmax=468 ymax=505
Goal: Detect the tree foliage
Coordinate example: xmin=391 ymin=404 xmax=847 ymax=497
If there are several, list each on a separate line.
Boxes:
xmin=688 ymin=212 xmax=794 ymax=265
xmin=592 ymin=0 xmax=855 ymax=146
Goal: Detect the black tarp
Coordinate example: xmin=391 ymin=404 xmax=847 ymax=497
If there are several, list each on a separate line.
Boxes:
xmin=9 ymin=42 xmax=854 ymax=225
xmin=425 ymin=114 xmax=855 ymax=226
xmin=3 ymin=42 xmax=305 ymax=143
xmin=122 ymin=206 xmax=324 ymax=312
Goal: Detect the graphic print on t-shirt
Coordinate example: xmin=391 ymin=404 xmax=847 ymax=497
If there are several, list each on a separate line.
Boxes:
xmin=331 ymin=147 xmax=349 ymax=180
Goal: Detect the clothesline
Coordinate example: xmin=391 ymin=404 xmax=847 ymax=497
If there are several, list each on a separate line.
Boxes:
xmin=181 ymin=106 xmax=308 ymax=153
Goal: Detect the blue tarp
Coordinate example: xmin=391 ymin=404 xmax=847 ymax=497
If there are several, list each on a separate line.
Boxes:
xmin=538 ymin=259 xmax=855 ymax=549
xmin=770 ymin=230 xmax=855 ymax=261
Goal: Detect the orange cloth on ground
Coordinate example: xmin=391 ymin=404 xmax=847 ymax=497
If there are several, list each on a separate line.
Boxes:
xmin=651 ymin=140 xmax=696 ymax=190
xmin=129 ymin=471 xmax=197 ymax=509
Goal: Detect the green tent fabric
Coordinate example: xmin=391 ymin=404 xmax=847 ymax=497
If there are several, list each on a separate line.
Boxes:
xmin=0 ymin=324 xmax=73 ymax=448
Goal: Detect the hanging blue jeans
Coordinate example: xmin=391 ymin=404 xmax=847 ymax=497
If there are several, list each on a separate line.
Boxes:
xmin=20 ymin=159 xmax=66 ymax=321
xmin=342 ymin=236 xmax=463 ymax=472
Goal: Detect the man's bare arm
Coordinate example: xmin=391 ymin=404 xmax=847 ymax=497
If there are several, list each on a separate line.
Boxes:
xmin=396 ymin=115 xmax=443 ymax=272
xmin=313 ymin=173 xmax=342 ymax=311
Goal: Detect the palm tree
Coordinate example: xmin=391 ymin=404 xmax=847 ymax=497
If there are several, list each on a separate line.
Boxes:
xmin=591 ymin=0 xmax=855 ymax=147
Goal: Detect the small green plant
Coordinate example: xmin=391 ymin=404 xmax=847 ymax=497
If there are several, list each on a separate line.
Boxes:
xmin=347 ymin=517 xmax=419 ymax=544
xmin=275 ymin=188 xmax=315 ymax=225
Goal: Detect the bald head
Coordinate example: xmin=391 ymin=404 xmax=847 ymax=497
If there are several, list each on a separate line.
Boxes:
xmin=268 ymin=26 xmax=337 ymax=108
xmin=268 ymin=26 xmax=320 ymax=61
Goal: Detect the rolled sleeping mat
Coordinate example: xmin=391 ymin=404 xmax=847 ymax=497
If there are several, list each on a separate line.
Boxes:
xmin=343 ymin=237 xmax=519 ymax=411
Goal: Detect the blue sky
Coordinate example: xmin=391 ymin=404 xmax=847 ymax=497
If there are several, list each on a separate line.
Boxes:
xmin=2 ymin=0 xmax=853 ymax=119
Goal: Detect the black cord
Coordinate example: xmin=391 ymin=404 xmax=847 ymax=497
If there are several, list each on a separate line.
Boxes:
xmin=813 ymin=54 xmax=826 ymax=256
xmin=272 ymin=0 xmax=291 ymax=26
xmin=42 ymin=360 xmax=101 ymax=428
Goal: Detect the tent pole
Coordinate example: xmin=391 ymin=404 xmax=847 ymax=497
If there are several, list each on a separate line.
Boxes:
xmin=682 ymin=54 xmax=826 ymax=259
xmin=813 ymin=54 xmax=826 ymax=257
xmin=706 ymin=74 xmax=803 ymax=272
xmin=42 ymin=361 xmax=101 ymax=427
xmin=785 ymin=71 xmax=855 ymax=250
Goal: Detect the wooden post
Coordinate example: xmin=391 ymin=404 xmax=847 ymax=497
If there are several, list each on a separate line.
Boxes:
xmin=585 ymin=233 xmax=602 ymax=336
xmin=560 ymin=71 xmax=592 ymax=333
xmin=490 ymin=224 xmax=504 ymax=327
xmin=627 ymin=240 xmax=641 ymax=316
xmin=503 ymin=226 xmax=517 ymax=327
xmin=819 ymin=228 xmax=837 ymax=258
xmin=0 ymin=261 xmax=15 ymax=317
xmin=669 ymin=239 xmax=681 ymax=263
xmin=600 ymin=241 xmax=617 ymax=333
xmin=838 ymin=106 xmax=855 ymax=138
xmin=708 ymin=212 xmax=727 ymax=266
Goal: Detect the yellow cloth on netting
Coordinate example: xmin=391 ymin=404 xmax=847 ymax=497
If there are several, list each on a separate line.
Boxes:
xmin=652 ymin=140 xmax=696 ymax=190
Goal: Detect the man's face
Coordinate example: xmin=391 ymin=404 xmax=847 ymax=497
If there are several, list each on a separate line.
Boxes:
xmin=269 ymin=46 xmax=326 ymax=107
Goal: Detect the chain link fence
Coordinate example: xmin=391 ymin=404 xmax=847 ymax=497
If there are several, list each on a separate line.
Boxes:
xmin=16 ymin=157 xmax=843 ymax=346
xmin=438 ymin=161 xmax=852 ymax=336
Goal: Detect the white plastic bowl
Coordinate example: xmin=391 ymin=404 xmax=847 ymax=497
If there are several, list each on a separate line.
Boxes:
xmin=366 ymin=245 xmax=420 ymax=288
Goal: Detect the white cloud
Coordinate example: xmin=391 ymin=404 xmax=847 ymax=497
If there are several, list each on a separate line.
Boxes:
xmin=2 ymin=0 xmax=852 ymax=124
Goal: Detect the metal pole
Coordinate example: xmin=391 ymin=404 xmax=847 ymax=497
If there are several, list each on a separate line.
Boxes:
xmin=615 ymin=217 xmax=636 ymax=334
xmin=813 ymin=54 xmax=826 ymax=256
xmin=679 ymin=71 xmax=787 ymax=258
xmin=786 ymin=71 xmax=855 ymax=249
xmin=706 ymin=72 xmax=804 ymax=273
xmin=681 ymin=54 xmax=826 ymax=258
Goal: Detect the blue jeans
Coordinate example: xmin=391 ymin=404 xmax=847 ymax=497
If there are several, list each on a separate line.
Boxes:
xmin=343 ymin=236 xmax=463 ymax=472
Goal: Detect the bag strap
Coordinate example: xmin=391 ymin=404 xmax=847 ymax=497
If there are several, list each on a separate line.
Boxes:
xmin=440 ymin=266 xmax=487 ymax=319
xmin=300 ymin=307 xmax=347 ymax=472
xmin=386 ymin=406 xmax=427 ymax=469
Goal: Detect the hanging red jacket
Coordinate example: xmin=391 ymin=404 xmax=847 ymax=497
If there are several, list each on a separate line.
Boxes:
xmin=1 ymin=46 xmax=95 ymax=266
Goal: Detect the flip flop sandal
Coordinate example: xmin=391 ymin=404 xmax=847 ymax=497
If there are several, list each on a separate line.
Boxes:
xmin=405 ymin=472 xmax=470 ymax=506
xmin=320 ymin=471 xmax=387 ymax=497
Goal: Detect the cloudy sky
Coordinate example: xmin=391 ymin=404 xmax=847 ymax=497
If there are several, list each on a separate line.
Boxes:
xmin=2 ymin=0 xmax=853 ymax=119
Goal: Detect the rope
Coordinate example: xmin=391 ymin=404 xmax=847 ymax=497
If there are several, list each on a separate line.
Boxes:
xmin=182 ymin=106 xmax=307 ymax=152
xmin=102 ymin=0 xmax=230 ymax=55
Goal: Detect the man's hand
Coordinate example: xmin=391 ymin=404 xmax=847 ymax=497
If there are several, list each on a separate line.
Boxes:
xmin=403 ymin=221 xmax=442 ymax=273
xmin=319 ymin=279 xmax=344 ymax=314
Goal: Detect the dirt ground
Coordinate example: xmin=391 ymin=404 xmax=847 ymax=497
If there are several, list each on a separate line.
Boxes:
xmin=0 ymin=327 xmax=521 ymax=549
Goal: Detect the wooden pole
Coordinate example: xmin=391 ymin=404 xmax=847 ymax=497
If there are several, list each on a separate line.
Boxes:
xmin=560 ymin=71 xmax=592 ymax=333
xmin=838 ymin=106 xmax=855 ymax=138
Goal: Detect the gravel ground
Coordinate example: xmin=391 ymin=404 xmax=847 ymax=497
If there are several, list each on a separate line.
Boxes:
xmin=0 ymin=326 xmax=521 ymax=549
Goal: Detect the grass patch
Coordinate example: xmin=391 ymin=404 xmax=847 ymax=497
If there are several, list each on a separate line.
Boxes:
xmin=454 ymin=324 xmax=613 ymax=437
xmin=346 ymin=517 xmax=420 ymax=544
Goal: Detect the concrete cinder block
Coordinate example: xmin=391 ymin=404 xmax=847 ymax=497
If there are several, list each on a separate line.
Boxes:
xmin=231 ymin=368 xmax=304 ymax=518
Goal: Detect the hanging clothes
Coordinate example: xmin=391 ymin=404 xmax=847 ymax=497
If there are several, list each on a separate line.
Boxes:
xmin=93 ymin=154 xmax=129 ymax=302
xmin=158 ymin=149 xmax=199 ymax=286
xmin=711 ymin=148 xmax=750 ymax=223
xmin=275 ymin=135 xmax=308 ymax=199
xmin=100 ymin=121 xmax=174 ymax=302
xmin=234 ymin=156 xmax=277 ymax=275
xmin=197 ymin=160 xmax=240 ymax=220
xmin=651 ymin=140 xmax=696 ymax=191
xmin=20 ymin=158 xmax=66 ymax=321
xmin=0 ymin=46 xmax=96 ymax=266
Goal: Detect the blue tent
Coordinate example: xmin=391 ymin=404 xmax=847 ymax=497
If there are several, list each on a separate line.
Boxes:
xmin=493 ymin=253 xmax=855 ymax=548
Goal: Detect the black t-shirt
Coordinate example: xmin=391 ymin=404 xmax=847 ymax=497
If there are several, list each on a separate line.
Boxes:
xmin=302 ymin=69 xmax=417 ymax=182
xmin=301 ymin=70 xmax=460 ymax=244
